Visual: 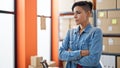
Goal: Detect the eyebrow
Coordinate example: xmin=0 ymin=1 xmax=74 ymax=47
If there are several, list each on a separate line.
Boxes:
xmin=74 ymin=10 xmax=81 ymax=13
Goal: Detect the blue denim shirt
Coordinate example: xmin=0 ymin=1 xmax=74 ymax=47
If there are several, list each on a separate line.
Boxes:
xmin=59 ymin=24 xmax=103 ymax=68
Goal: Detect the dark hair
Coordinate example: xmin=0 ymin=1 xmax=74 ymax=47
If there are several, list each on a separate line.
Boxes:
xmin=72 ymin=1 xmax=93 ymax=12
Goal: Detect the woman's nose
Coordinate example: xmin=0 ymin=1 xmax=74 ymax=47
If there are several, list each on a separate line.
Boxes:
xmin=74 ymin=14 xmax=77 ymax=18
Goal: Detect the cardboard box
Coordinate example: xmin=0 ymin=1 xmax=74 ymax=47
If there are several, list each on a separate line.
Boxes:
xmin=109 ymin=45 xmax=120 ymax=53
xmin=59 ymin=0 xmax=74 ymax=12
xmin=31 ymin=56 xmax=43 ymax=67
xmin=103 ymin=37 xmax=120 ymax=53
xmin=96 ymin=0 xmax=116 ymax=10
xmin=47 ymin=61 xmax=56 ymax=67
xmin=107 ymin=18 xmax=120 ymax=34
xmin=97 ymin=11 xmax=108 ymax=18
xmin=97 ymin=18 xmax=108 ymax=34
xmin=107 ymin=37 xmax=120 ymax=53
xmin=28 ymin=65 xmax=43 ymax=68
xmin=97 ymin=18 xmax=120 ymax=34
xmin=103 ymin=37 xmax=109 ymax=53
xmin=117 ymin=0 xmax=120 ymax=9
xmin=117 ymin=57 xmax=120 ymax=68
xmin=108 ymin=10 xmax=120 ymax=18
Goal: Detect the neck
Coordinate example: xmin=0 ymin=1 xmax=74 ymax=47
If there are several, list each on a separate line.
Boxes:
xmin=79 ymin=22 xmax=89 ymax=30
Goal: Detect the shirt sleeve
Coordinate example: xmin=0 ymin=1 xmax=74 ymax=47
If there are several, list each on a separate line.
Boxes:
xmin=73 ymin=28 xmax=103 ymax=66
xmin=59 ymin=29 xmax=81 ymax=61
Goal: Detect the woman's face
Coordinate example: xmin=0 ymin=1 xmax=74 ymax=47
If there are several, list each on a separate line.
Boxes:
xmin=73 ymin=6 xmax=90 ymax=25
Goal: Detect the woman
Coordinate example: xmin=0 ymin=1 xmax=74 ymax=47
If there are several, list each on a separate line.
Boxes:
xmin=59 ymin=1 xmax=103 ymax=68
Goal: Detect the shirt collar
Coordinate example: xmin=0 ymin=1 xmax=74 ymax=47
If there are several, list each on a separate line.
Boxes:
xmin=74 ymin=23 xmax=92 ymax=34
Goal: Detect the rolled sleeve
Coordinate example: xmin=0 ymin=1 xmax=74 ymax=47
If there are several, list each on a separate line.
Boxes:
xmin=59 ymin=30 xmax=81 ymax=61
xmin=59 ymin=49 xmax=81 ymax=61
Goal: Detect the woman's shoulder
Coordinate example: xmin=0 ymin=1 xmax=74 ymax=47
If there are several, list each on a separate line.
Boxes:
xmin=91 ymin=27 xmax=102 ymax=34
xmin=92 ymin=27 xmax=102 ymax=32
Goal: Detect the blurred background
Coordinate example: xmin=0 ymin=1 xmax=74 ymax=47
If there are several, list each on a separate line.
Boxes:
xmin=0 ymin=0 xmax=120 ymax=68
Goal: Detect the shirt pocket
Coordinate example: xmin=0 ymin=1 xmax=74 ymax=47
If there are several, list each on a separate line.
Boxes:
xmin=81 ymin=43 xmax=89 ymax=50
xmin=69 ymin=41 xmax=78 ymax=51
xmin=80 ymin=40 xmax=89 ymax=50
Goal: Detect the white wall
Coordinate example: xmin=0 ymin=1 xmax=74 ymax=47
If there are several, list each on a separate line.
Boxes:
xmin=0 ymin=0 xmax=15 ymax=68
xmin=37 ymin=17 xmax=51 ymax=61
xmin=37 ymin=0 xmax=51 ymax=61
xmin=0 ymin=0 xmax=14 ymax=11
xmin=0 ymin=13 xmax=14 ymax=68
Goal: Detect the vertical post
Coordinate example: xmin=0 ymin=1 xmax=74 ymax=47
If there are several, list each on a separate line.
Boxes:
xmin=16 ymin=0 xmax=37 ymax=68
xmin=93 ymin=0 xmax=97 ymax=27
xmin=51 ymin=0 xmax=59 ymax=67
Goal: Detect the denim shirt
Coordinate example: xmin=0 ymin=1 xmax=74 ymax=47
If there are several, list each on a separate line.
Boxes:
xmin=59 ymin=24 xmax=103 ymax=68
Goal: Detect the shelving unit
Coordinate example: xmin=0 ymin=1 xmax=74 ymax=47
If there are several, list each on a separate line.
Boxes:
xmin=96 ymin=0 xmax=120 ymax=68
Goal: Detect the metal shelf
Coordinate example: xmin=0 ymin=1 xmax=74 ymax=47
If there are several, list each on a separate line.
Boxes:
xmin=0 ymin=10 xmax=14 ymax=14
xmin=59 ymin=12 xmax=74 ymax=16
xmin=102 ymin=52 xmax=120 ymax=56
xmin=103 ymin=34 xmax=120 ymax=37
xmin=96 ymin=8 xmax=120 ymax=11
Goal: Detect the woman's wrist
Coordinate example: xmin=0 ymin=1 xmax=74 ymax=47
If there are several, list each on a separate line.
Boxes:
xmin=80 ymin=50 xmax=89 ymax=56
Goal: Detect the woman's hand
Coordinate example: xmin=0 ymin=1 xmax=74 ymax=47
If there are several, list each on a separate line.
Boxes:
xmin=80 ymin=50 xmax=89 ymax=56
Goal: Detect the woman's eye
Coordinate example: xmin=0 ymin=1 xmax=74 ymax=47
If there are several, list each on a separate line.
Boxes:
xmin=77 ymin=12 xmax=80 ymax=14
xmin=73 ymin=11 xmax=81 ymax=15
xmin=76 ymin=11 xmax=81 ymax=14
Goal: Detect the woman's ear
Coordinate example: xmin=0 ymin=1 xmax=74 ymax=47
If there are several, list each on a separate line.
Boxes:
xmin=87 ymin=11 xmax=92 ymax=17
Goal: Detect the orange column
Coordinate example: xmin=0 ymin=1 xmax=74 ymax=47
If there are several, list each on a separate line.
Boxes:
xmin=93 ymin=0 xmax=96 ymax=10
xmin=16 ymin=0 xmax=37 ymax=68
xmin=51 ymin=0 xmax=59 ymax=67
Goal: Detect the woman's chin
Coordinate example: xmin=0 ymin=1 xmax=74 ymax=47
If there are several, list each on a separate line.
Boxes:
xmin=76 ymin=23 xmax=80 ymax=25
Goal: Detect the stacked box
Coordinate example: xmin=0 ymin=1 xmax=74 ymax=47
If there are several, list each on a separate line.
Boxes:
xmin=28 ymin=65 xmax=43 ymax=68
xmin=31 ymin=56 xmax=43 ymax=66
xmin=97 ymin=18 xmax=120 ymax=34
xmin=107 ymin=10 xmax=120 ymax=34
xmin=96 ymin=18 xmax=108 ymax=33
xmin=117 ymin=56 xmax=120 ymax=68
xmin=103 ymin=37 xmax=109 ymax=53
xmin=103 ymin=37 xmax=120 ymax=53
xmin=29 ymin=61 xmax=57 ymax=68
xmin=108 ymin=10 xmax=120 ymax=18
xmin=28 ymin=56 xmax=43 ymax=68
xmin=96 ymin=0 xmax=116 ymax=10
xmin=59 ymin=0 xmax=74 ymax=13
xmin=117 ymin=0 xmax=120 ymax=9
xmin=97 ymin=11 xmax=108 ymax=18
xmin=107 ymin=18 xmax=120 ymax=34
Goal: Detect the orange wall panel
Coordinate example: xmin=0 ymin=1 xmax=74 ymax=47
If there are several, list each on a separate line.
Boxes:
xmin=51 ymin=0 xmax=59 ymax=67
xmin=16 ymin=0 xmax=37 ymax=68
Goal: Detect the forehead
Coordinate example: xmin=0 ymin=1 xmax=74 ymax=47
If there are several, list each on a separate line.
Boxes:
xmin=73 ymin=6 xmax=84 ymax=12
